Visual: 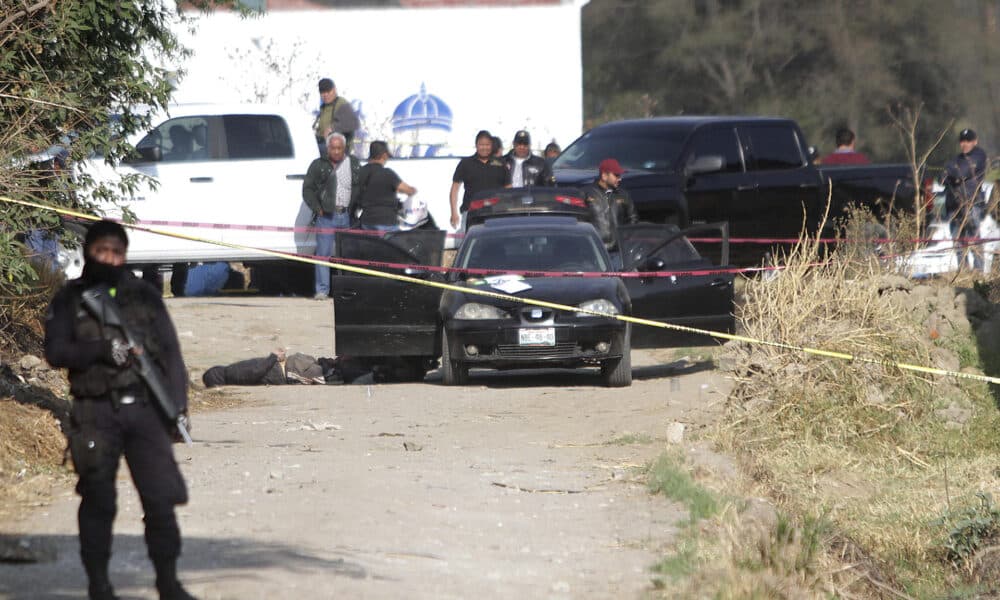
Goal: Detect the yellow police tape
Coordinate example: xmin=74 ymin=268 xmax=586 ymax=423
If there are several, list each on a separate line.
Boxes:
xmin=5 ymin=195 xmax=999 ymax=386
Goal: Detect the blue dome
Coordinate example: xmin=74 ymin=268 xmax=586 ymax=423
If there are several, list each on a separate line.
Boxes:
xmin=392 ymin=83 xmax=453 ymax=133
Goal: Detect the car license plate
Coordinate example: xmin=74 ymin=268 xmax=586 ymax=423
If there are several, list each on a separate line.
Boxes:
xmin=519 ymin=327 xmax=555 ymax=346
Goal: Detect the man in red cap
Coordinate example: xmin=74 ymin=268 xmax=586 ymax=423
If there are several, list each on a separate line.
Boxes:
xmin=582 ymin=158 xmax=638 ymax=257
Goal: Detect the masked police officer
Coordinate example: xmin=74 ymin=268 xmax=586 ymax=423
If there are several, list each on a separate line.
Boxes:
xmin=44 ymin=220 xmax=195 ymax=600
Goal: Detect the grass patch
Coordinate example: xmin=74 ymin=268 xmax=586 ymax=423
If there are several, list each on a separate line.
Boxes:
xmin=711 ymin=211 xmax=1000 ymax=596
xmin=647 ymin=452 xmax=718 ymax=524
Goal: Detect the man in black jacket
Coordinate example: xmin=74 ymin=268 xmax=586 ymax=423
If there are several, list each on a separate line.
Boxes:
xmin=944 ymin=128 xmax=989 ymax=270
xmin=503 ymin=130 xmax=551 ymax=187
xmin=582 ymin=158 xmax=639 ymax=256
xmin=44 ymin=220 xmax=195 ymax=600
xmin=302 ymin=133 xmax=361 ymax=299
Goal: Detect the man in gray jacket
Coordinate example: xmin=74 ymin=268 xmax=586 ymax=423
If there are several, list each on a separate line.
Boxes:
xmin=302 ymin=133 xmax=360 ymax=299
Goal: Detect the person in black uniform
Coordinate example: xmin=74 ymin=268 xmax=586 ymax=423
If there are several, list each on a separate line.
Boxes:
xmin=943 ymin=128 xmax=990 ymax=270
xmin=449 ymin=130 xmax=510 ymax=230
xmin=353 ymin=140 xmax=417 ymax=231
xmin=44 ymin=220 xmax=195 ymax=600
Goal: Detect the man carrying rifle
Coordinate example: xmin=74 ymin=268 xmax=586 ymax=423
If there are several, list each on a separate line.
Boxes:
xmin=44 ymin=220 xmax=196 ymax=600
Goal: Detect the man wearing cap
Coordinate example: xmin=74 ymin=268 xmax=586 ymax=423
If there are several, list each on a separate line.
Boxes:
xmin=313 ymin=78 xmax=360 ymax=157
xmin=303 ymin=133 xmax=361 ymax=299
xmin=449 ymin=130 xmax=510 ymax=229
xmin=504 ymin=130 xmax=551 ymax=187
xmin=943 ymin=128 xmax=989 ymax=270
xmin=352 ymin=141 xmax=417 ymax=231
xmin=582 ymin=158 xmax=639 ymax=255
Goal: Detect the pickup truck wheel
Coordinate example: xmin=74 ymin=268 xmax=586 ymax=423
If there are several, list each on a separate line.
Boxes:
xmin=440 ymin=329 xmax=468 ymax=385
xmin=601 ymin=325 xmax=632 ymax=387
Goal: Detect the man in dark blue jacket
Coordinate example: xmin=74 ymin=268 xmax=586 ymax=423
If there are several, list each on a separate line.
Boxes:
xmin=944 ymin=128 xmax=989 ymax=270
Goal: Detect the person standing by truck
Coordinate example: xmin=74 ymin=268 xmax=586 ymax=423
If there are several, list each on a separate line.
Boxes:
xmin=449 ymin=130 xmax=509 ymax=229
xmin=944 ymin=128 xmax=989 ymax=270
xmin=303 ymin=133 xmax=361 ymax=299
xmin=313 ymin=78 xmax=359 ymax=157
xmin=44 ymin=220 xmax=196 ymax=600
xmin=353 ymin=141 xmax=417 ymax=232
xmin=582 ymin=158 xmax=638 ymax=258
xmin=821 ymin=128 xmax=870 ymax=165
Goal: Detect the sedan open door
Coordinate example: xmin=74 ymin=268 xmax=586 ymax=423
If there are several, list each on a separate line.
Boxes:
xmin=332 ymin=229 xmax=445 ymax=373
xmin=618 ymin=222 xmax=735 ymax=348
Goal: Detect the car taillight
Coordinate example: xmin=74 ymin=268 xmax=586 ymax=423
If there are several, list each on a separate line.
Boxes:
xmin=555 ymin=195 xmax=586 ymax=207
xmin=469 ymin=197 xmax=499 ymax=211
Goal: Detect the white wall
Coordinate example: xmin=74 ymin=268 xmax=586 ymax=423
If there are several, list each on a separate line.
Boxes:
xmin=171 ymin=3 xmax=587 ymax=157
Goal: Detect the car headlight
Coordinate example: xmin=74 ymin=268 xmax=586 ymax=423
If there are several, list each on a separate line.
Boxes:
xmin=575 ymin=299 xmax=619 ymax=317
xmin=454 ymin=302 xmax=509 ymax=320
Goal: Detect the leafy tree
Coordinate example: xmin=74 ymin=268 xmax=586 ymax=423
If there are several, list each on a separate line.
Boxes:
xmin=582 ymin=0 xmax=994 ymax=165
xmin=0 ymin=0 xmax=188 ymax=352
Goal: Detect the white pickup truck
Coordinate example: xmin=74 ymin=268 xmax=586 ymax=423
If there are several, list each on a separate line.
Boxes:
xmin=73 ymin=103 xmax=461 ymax=285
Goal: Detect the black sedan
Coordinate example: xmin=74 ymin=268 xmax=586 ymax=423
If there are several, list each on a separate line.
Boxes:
xmin=440 ymin=216 xmax=632 ymax=386
xmin=331 ymin=216 xmax=734 ymax=387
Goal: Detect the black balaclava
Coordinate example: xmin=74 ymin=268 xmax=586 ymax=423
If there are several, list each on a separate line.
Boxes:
xmin=80 ymin=220 xmax=129 ymax=286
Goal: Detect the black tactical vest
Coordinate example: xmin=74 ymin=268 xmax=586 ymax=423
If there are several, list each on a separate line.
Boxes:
xmin=67 ymin=278 xmax=161 ymax=398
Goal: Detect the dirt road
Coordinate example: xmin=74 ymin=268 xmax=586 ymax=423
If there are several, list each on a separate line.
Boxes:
xmin=0 ymin=297 xmax=730 ymax=599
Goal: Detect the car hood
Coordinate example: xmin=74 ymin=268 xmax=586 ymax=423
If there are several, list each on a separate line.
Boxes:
xmin=447 ymin=276 xmax=624 ymax=310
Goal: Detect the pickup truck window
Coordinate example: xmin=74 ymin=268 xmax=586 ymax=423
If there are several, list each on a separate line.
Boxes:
xmin=553 ymin=129 xmax=686 ymax=172
xmin=741 ymin=125 xmax=805 ymax=171
xmin=135 ymin=116 xmax=210 ymax=163
xmin=684 ymin=128 xmax=743 ymax=173
xmin=222 ymin=115 xmax=294 ymax=160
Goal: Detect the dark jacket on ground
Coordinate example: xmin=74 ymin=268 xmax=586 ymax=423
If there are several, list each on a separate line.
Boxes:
xmin=302 ymin=155 xmax=362 ymax=215
xmin=582 ymin=182 xmax=639 ymax=249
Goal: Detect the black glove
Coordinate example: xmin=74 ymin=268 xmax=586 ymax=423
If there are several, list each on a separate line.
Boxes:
xmin=106 ymin=338 xmax=133 ymax=367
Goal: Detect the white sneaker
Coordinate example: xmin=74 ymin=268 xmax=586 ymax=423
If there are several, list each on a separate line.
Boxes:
xmin=313 ymin=293 xmax=328 ymax=301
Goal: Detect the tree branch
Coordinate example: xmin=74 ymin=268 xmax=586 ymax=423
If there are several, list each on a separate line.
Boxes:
xmin=0 ymin=0 xmax=55 ymax=32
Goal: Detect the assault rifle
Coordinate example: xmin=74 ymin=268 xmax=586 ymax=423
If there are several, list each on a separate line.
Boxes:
xmin=80 ymin=286 xmax=193 ymax=445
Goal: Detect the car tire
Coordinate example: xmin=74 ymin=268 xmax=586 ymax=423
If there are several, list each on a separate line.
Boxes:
xmin=601 ymin=325 xmax=632 ymax=387
xmin=441 ymin=329 xmax=468 ymax=386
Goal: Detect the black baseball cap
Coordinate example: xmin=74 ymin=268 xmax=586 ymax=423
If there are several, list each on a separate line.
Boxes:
xmin=959 ymin=128 xmax=977 ymax=142
xmin=318 ymin=78 xmax=335 ymax=92
xmin=513 ymin=130 xmax=531 ymax=145
xmin=368 ymin=140 xmax=390 ymax=160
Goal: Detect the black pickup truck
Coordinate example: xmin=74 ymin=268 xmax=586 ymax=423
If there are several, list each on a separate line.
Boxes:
xmin=552 ymin=117 xmax=916 ymax=264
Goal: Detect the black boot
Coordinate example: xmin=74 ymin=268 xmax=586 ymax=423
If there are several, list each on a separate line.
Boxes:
xmin=87 ymin=582 xmax=119 ymax=600
xmin=157 ymin=581 xmax=198 ymax=600
xmin=153 ymin=557 xmax=198 ymax=600
xmin=83 ymin=556 xmax=119 ymax=600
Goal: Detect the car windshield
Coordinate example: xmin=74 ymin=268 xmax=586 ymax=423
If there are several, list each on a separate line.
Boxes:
xmin=459 ymin=231 xmax=609 ymax=273
xmin=553 ymin=128 xmax=687 ymax=172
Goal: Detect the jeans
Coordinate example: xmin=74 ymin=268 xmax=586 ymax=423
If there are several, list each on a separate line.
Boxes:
xmin=314 ymin=211 xmax=350 ymax=295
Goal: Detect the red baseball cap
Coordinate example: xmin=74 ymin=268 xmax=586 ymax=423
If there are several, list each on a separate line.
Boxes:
xmin=598 ymin=158 xmax=625 ymax=176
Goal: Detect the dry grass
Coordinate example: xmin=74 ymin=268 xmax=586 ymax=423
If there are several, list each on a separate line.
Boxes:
xmin=0 ymin=397 xmax=71 ymax=514
xmin=709 ymin=211 xmax=1000 ymax=596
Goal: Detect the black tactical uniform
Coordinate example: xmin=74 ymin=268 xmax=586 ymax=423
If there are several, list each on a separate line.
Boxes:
xmin=44 ymin=221 xmax=195 ymax=600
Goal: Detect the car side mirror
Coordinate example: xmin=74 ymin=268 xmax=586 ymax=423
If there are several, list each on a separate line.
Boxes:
xmin=685 ymin=155 xmax=724 ymax=176
xmin=639 ymin=256 xmax=666 ymax=272
xmin=136 ymin=144 xmax=161 ymax=162
xmin=807 ymin=146 xmax=819 ymax=164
